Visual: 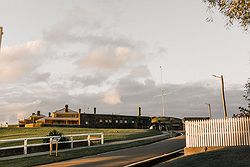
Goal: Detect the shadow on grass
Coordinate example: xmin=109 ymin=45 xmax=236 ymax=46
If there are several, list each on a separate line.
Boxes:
xmin=159 ymin=146 xmax=250 ymax=167
xmin=0 ymin=133 xmax=168 ymax=167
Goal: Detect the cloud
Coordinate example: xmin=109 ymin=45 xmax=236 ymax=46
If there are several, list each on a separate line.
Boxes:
xmin=42 ymin=6 xmax=146 ymax=72
xmin=102 ymin=89 xmax=121 ymax=105
xmin=0 ymin=100 xmax=42 ymax=123
xmin=0 ymin=74 xmax=246 ymax=124
xmin=72 ymin=73 xmax=108 ymax=87
xmin=128 ymin=65 xmax=152 ymax=79
xmin=0 ymin=5 xmax=246 ymax=125
xmin=0 ymin=41 xmax=44 ymax=83
xmin=80 ymin=45 xmax=142 ymax=70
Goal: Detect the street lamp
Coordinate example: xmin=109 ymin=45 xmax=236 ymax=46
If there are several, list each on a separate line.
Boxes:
xmin=205 ymin=103 xmax=212 ymax=119
xmin=0 ymin=26 xmax=3 ymax=51
xmin=212 ymin=75 xmax=228 ymax=118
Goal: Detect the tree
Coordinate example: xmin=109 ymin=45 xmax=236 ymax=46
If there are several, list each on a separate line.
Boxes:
xmin=235 ymin=79 xmax=250 ymax=117
xmin=204 ymin=0 xmax=250 ymax=30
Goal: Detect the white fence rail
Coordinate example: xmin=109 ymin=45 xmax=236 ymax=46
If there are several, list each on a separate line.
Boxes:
xmin=185 ymin=117 xmax=250 ymax=147
xmin=0 ymin=133 xmax=104 ymax=155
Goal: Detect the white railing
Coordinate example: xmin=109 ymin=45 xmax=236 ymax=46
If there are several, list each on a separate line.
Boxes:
xmin=185 ymin=117 xmax=250 ymax=147
xmin=0 ymin=133 xmax=104 ymax=155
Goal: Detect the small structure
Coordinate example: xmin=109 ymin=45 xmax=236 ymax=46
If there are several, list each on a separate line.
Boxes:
xmin=18 ymin=111 xmax=46 ymax=127
xmin=50 ymin=136 xmax=61 ymax=157
xmin=150 ymin=116 xmax=183 ymax=131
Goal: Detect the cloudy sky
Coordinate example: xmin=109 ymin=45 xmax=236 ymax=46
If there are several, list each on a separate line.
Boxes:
xmin=0 ymin=0 xmax=249 ymax=124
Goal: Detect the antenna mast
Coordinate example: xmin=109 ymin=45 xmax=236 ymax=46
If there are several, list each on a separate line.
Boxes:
xmin=160 ymin=66 xmax=165 ymax=116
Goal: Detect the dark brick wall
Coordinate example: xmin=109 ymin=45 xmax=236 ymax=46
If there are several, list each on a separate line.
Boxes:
xmin=80 ymin=114 xmax=151 ymax=129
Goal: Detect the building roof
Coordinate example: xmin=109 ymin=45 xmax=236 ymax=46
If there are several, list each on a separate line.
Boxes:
xmin=81 ymin=113 xmax=150 ymax=119
xmin=30 ymin=114 xmax=46 ymax=117
xmin=53 ymin=108 xmax=78 ymax=114
xmin=36 ymin=117 xmax=79 ymax=122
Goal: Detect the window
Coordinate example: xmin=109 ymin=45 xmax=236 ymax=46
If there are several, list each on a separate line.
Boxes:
xmin=109 ymin=120 xmax=112 ymax=123
xmin=115 ymin=120 xmax=118 ymax=123
xmin=99 ymin=119 xmax=103 ymax=123
xmin=105 ymin=120 xmax=108 ymax=123
xmin=85 ymin=121 xmax=88 ymax=125
xmin=120 ymin=120 xmax=123 ymax=123
xmin=124 ymin=120 xmax=127 ymax=123
xmin=131 ymin=120 xmax=135 ymax=124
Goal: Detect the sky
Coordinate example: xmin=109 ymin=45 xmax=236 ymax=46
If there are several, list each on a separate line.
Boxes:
xmin=0 ymin=0 xmax=249 ymax=124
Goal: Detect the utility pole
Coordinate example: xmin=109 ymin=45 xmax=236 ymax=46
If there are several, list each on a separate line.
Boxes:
xmin=205 ymin=103 xmax=212 ymax=119
xmin=0 ymin=26 xmax=3 ymax=52
xmin=160 ymin=66 xmax=165 ymax=117
xmin=212 ymin=75 xmax=228 ymax=118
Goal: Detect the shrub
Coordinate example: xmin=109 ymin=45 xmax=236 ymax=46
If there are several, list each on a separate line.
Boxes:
xmin=43 ymin=129 xmax=68 ymax=143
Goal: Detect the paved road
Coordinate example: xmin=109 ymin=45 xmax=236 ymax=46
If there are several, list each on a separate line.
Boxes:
xmin=40 ymin=135 xmax=185 ymax=167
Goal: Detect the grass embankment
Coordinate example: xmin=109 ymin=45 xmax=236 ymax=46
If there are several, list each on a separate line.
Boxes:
xmin=157 ymin=146 xmax=250 ymax=167
xmin=0 ymin=127 xmax=165 ymax=167
xmin=0 ymin=127 xmax=161 ymax=141
xmin=0 ymin=127 xmax=162 ymax=146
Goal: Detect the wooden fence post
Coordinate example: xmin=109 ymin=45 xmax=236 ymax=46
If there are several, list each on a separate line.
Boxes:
xmin=71 ymin=136 xmax=74 ymax=149
xmin=101 ymin=133 xmax=104 ymax=144
xmin=87 ymin=134 xmax=90 ymax=146
xmin=24 ymin=139 xmax=27 ymax=155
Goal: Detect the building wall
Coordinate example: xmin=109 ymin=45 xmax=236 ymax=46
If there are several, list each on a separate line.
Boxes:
xmin=80 ymin=114 xmax=151 ymax=129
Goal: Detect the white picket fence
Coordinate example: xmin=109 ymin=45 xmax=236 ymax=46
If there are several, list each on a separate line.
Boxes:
xmin=185 ymin=117 xmax=250 ymax=147
xmin=0 ymin=133 xmax=104 ymax=155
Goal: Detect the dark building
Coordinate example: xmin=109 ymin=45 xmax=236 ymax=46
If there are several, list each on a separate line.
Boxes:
xmin=26 ymin=105 xmax=151 ymax=129
xmin=19 ymin=104 xmax=181 ymax=130
xmin=80 ymin=113 xmax=151 ymax=129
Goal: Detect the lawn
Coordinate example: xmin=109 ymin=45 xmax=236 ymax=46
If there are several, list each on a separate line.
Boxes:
xmin=0 ymin=127 xmax=162 ymax=142
xmin=0 ymin=127 xmax=162 ymax=148
xmin=157 ymin=146 xmax=250 ymax=167
xmin=0 ymin=127 xmax=165 ymax=167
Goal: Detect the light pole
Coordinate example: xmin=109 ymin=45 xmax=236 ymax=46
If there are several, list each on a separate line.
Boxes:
xmin=212 ymin=75 xmax=228 ymax=118
xmin=160 ymin=66 xmax=165 ymax=117
xmin=0 ymin=26 xmax=3 ymax=52
xmin=205 ymin=103 xmax=212 ymax=119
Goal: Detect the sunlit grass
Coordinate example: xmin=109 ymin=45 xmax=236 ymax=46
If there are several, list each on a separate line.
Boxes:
xmin=0 ymin=127 xmax=162 ymax=147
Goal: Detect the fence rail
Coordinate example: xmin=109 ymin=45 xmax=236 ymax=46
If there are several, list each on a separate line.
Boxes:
xmin=0 ymin=133 xmax=104 ymax=155
xmin=185 ymin=117 xmax=250 ymax=147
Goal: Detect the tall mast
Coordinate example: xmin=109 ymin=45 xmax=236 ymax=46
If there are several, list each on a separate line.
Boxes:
xmin=160 ymin=66 xmax=165 ymax=117
xmin=0 ymin=26 xmax=3 ymax=52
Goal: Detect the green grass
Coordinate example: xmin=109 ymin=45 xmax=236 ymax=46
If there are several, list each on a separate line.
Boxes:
xmin=158 ymin=146 xmax=250 ymax=167
xmin=0 ymin=127 xmax=162 ymax=148
xmin=0 ymin=127 xmax=161 ymax=141
xmin=0 ymin=128 xmax=166 ymax=167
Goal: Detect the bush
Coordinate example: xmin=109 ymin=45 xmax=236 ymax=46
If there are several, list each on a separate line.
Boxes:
xmin=43 ymin=129 xmax=68 ymax=143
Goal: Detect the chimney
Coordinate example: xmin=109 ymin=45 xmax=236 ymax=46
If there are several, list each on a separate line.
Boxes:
xmin=65 ymin=104 xmax=68 ymax=112
xmin=79 ymin=108 xmax=81 ymax=114
xmin=32 ymin=113 xmax=35 ymax=115
xmin=94 ymin=107 xmax=97 ymax=114
xmin=37 ymin=111 xmax=40 ymax=116
xmin=48 ymin=112 xmax=51 ymax=117
xmin=138 ymin=107 xmax=141 ymax=116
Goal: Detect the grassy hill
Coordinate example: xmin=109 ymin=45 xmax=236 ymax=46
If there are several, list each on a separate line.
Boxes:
xmin=0 ymin=127 xmax=165 ymax=167
xmin=0 ymin=127 xmax=162 ymax=142
xmin=157 ymin=146 xmax=250 ymax=167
